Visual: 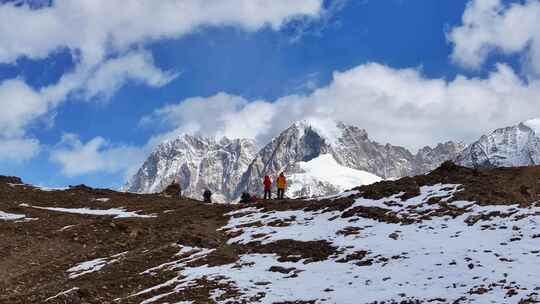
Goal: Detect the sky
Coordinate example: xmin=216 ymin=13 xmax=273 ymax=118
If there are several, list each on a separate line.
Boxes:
xmin=1 ymin=0 xmax=540 ymax=189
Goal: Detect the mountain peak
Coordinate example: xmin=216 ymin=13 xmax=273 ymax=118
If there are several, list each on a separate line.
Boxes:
xmin=456 ymin=120 xmax=540 ymax=168
xmin=288 ymin=119 xmax=366 ymax=147
xmin=522 ymin=118 xmax=540 ymax=135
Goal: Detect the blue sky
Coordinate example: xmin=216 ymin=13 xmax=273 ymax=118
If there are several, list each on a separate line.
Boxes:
xmin=1 ymin=0 xmax=539 ymax=189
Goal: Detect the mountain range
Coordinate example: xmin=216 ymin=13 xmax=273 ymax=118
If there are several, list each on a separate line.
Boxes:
xmin=125 ymin=118 xmax=540 ymax=202
xmin=124 ymin=120 xmax=465 ymax=201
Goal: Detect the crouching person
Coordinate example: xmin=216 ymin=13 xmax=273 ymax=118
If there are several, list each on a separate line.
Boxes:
xmin=203 ymin=189 xmax=212 ymax=204
xmin=240 ymin=192 xmax=251 ymax=204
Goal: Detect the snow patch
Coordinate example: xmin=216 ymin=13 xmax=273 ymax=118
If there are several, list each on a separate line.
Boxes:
xmin=36 ymin=186 xmax=69 ymax=192
xmin=27 ymin=206 xmax=156 ymax=218
xmin=287 ymin=154 xmax=382 ymax=197
xmin=44 ymin=287 xmax=80 ymax=302
xmin=68 ymin=252 xmax=127 ymax=279
xmin=0 ymin=211 xmax=26 ymax=221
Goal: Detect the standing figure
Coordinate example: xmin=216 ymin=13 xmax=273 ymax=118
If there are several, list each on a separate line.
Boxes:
xmin=263 ymin=175 xmax=272 ymax=200
xmin=203 ymin=189 xmax=212 ymax=204
xmin=276 ymin=172 xmax=287 ymax=200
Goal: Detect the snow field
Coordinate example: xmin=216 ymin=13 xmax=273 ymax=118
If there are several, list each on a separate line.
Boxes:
xmin=135 ymin=183 xmax=540 ymax=303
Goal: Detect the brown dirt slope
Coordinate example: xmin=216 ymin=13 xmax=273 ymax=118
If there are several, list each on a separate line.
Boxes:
xmin=1 ymin=162 xmax=539 ymax=303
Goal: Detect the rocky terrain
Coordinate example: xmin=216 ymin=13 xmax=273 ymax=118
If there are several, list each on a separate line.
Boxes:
xmin=126 ymin=121 xmax=464 ymax=202
xmin=1 ymin=162 xmax=539 ymax=303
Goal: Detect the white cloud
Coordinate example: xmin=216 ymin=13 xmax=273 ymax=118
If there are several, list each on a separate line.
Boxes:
xmin=0 ymin=51 xmax=176 ymax=162
xmin=82 ymin=51 xmax=178 ymax=100
xmin=0 ymin=79 xmax=48 ymax=137
xmin=0 ymin=0 xmax=323 ymax=65
xmin=448 ymin=0 xmax=540 ymax=76
xmin=50 ymin=134 xmax=146 ymax=177
xmin=0 ymin=137 xmax=40 ymax=162
xmin=0 ymin=79 xmax=47 ymax=161
xmin=0 ymin=0 xmax=323 ymax=162
xmin=144 ymin=62 xmax=540 ymax=151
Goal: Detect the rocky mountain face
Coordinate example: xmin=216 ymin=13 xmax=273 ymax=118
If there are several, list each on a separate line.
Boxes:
xmin=126 ymin=121 xmax=464 ymax=201
xmin=414 ymin=141 xmax=467 ymax=174
xmin=456 ymin=120 xmax=540 ymax=168
xmin=237 ymin=121 xmax=464 ymax=197
xmin=123 ymin=135 xmax=257 ymax=203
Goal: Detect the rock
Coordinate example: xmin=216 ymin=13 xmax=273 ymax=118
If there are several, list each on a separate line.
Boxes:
xmin=388 ymin=232 xmax=400 ymax=240
xmin=0 ymin=176 xmax=23 ymax=184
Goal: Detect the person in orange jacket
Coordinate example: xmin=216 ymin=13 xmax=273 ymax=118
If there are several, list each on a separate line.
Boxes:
xmin=263 ymin=175 xmax=272 ymax=200
xmin=276 ymin=172 xmax=286 ymax=199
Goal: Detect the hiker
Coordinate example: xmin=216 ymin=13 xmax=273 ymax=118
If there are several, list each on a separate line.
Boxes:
xmin=203 ymin=189 xmax=212 ymax=203
xmin=276 ymin=172 xmax=286 ymax=199
xmin=263 ymin=175 xmax=272 ymax=200
xmin=250 ymin=194 xmax=258 ymax=203
xmin=240 ymin=192 xmax=251 ymax=203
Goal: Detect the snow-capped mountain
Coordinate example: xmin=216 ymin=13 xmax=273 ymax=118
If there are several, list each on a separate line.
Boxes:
xmin=456 ymin=119 xmax=540 ymax=168
xmin=126 ymin=121 xmax=464 ymax=202
xmin=123 ymin=135 xmax=257 ymax=203
xmin=236 ymin=121 xmax=463 ymax=198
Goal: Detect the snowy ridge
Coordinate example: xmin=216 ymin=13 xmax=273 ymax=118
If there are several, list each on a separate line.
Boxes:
xmin=133 ymin=183 xmax=540 ymax=303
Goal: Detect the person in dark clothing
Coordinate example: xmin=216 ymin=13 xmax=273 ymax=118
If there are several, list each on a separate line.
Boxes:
xmin=240 ymin=192 xmax=251 ymax=203
xmin=203 ymin=189 xmax=212 ymax=203
xmin=263 ymin=175 xmax=272 ymax=200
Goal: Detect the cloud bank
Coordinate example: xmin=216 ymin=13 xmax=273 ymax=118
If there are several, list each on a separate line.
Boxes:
xmin=0 ymin=0 xmax=324 ymax=163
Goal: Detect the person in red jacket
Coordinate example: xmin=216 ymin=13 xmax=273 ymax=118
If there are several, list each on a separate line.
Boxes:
xmin=263 ymin=175 xmax=272 ymax=200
